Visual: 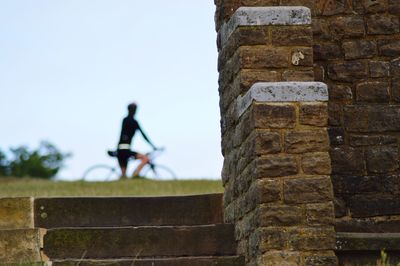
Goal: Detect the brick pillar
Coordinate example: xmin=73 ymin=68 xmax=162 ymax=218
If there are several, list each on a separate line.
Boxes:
xmin=216 ymin=6 xmax=338 ymax=265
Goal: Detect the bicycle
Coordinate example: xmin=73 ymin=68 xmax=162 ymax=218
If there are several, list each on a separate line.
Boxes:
xmin=82 ymin=148 xmax=177 ymax=181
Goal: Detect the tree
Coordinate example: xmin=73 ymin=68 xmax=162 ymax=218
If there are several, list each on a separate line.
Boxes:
xmin=0 ymin=141 xmax=71 ymax=179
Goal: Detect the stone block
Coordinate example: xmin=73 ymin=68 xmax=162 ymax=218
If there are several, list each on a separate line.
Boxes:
xmin=249 ymin=228 xmax=286 ymax=252
xmin=240 ymin=46 xmax=289 ymax=69
xmin=366 ymin=146 xmax=399 ymax=174
xmin=334 ymin=197 xmax=347 ymax=218
xmin=342 ymin=40 xmax=377 ymax=60
xmin=329 ymin=84 xmax=353 ymax=102
xmin=283 ymin=176 xmax=334 ymax=204
xmin=313 ymin=64 xmax=325 ymax=81
xmin=299 ymin=103 xmax=328 ymax=127
xmin=284 ymin=130 xmax=330 ymax=154
xmin=328 ymin=127 xmax=345 ymax=146
xmin=287 ymin=227 xmax=336 ymax=250
xmin=361 ymin=0 xmax=387 ymax=13
xmin=330 ymin=146 xmax=365 ymax=175
xmin=369 ymin=61 xmax=390 ymax=78
xmin=282 ymin=69 xmax=314 ymax=81
xmin=379 ymin=39 xmax=400 ymax=57
xmin=312 ymin=19 xmax=331 ymax=40
xmin=316 ymin=0 xmax=351 ymax=16
xmin=329 ymin=16 xmax=365 ymax=38
xmin=356 ymin=81 xmax=390 ymax=102
xmin=253 ymin=103 xmax=296 ymax=129
xmin=344 ymin=105 xmax=400 ymax=132
xmin=301 ymin=152 xmax=331 ymax=175
xmin=237 ymin=82 xmax=328 ymax=117
xmin=258 ymin=251 xmax=301 ymax=266
xmin=304 ymin=253 xmax=338 ymax=266
xmin=392 ymin=58 xmax=400 ymax=77
xmin=348 ymin=196 xmax=400 ymax=217
xmin=367 ymin=14 xmax=400 ymax=35
xmin=271 ymin=26 xmax=313 ymax=46
xmin=349 ymin=134 xmax=397 ymax=147
xmin=0 ymin=197 xmax=34 ymax=229
xmin=306 ymin=202 xmax=335 ymax=226
xmin=388 ymin=0 xmax=400 ymax=14
xmin=331 ymin=174 xmax=400 ymax=195
xmin=336 ymin=232 xmax=400 ymax=251
xmin=219 ymin=6 xmax=312 ymax=46
xmin=291 ymin=47 xmax=313 ymax=67
xmin=327 ymin=61 xmax=368 ymax=82
xmin=313 ymin=43 xmax=342 ymax=61
xmin=335 ymin=217 xmax=400 ymax=233
xmin=0 ymin=229 xmax=42 ymax=263
xmin=393 ymin=78 xmax=400 ymax=102
xmin=257 ymin=204 xmax=304 ymax=226
xmin=328 ymin=102 xmax=342 ymax=126
xmin=256 ymin=155 xmax=298 ymax=178
xmin=247 ymin=178 xmax=282 ymax=204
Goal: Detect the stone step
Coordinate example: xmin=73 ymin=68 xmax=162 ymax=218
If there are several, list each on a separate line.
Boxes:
xmin=43 ymin=224 xmax=236 ymax=259
xmin=336 ymin=232 xmax=400 ymax=251
xmin=34 ymin=194 xmax=223 ymax=228
xmin=52 ymin=256 xmax=245 ymax=266
xmin=0 ymin=229 xmax=42 ymax=264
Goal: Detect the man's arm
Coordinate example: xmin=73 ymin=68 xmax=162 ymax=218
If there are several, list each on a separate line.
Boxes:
xmin=137 ymin=123 xmax=157 ymax=149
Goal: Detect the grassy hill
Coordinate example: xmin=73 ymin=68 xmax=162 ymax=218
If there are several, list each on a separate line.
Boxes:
xmin=0 ymin=178 xmax=223 ymax=197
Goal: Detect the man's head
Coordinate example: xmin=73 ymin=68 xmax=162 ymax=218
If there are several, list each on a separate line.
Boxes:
xmin=127 ymin=102 xmax=137 ymax=116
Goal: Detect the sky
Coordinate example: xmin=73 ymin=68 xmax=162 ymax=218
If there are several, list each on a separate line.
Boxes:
xmin=0 ymin=1 xmax=222 ymax=180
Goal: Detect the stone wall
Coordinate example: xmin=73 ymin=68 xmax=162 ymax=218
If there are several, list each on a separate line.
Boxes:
xmin=215 ymin=0 xmax=400 ymax=235
xmin=216 ymin=5 xmax=337 ymax=265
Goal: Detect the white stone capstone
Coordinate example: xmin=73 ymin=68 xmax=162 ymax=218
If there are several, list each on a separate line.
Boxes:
xmin=219 ymin=6 xmax=311 ymax=47
xmin=237 ymin=82 xmax=329 ymax=118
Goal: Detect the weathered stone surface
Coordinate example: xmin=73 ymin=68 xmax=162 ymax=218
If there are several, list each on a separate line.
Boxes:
xmin=369 ymin=61 xmax=390 ymax=77
xmin=258 ymin=204 xmax=304 ymax=226
xmin=304 ymin=253 xmax=338 ymax=266
xmin=237 ymin=82 xmax=328 ymax=117
xmin=388 ymin=0 xmax=400 ymax=14
xmin=335 ymin=217 xmax=400 ymax=233
xmin=366 ymin=146 xmax=399 ymax=174
xmin=284 ymin=130 xmax=330 ymax=154
xmin=356 ymin=81 xmax=390 ymax=102
xmin=328 ymin=127 xmax=345 ymax=146
xmin=284 ymin=176 xmax=334 ymax=204
xmin=327 ymin=61 xmax=368 ymax=82
xmin=247 ymin=178 xmax=282 ymax=204
xmin=328 ymin=102 xmax=342 ymax=126
xmin=250 ymin=228 xmax=286 ymax=252
xmin=393 ymin=78 xmax=400 ymax=102
xmin=52 ymin=256 xmax=245 ymax=266
xmin=256 ymin=155 xmax=298 ymax=177
xmin=334 ymin=197 xmax=347 ymax=218
xmin=367 ymin=14 xmax=400 ymax=35
xmin=282 ymin=69 xmax=314 ymax=81
xmin=348 ymin=196 xmax=400 ymax=217
xmin=0 ymin=229 xmax=42 ymax=263
xmin=240 ymin=130 xmax=281 ymax=159
xmin=344 ymin=105 xmax=400 ymax=132
xmin=329 ymin=16 xmax=365 ymax=38
xmin=291 ymin=47 xmax=313 ymax=66
xmin=313 ymin=43 xmax=342 ymax=61
xmin=219 ymin=6 xmax=312 ymax=46
xmin=316 ymin=0 xmax=352 ymax=15
xmin=271 ymin=26 xmax=313 ymax=46
xmin=329 ymin=84 xmax=353 ymax=102
xmin=287 ymin=227 xmax=336 ymax=250
xmin=0 ymin=197 xmax=33 ymax=229
xmin=331 ymin=174 xmax=400 ymax=195
xmin=342 ymin=40 xmax=377 ymax=60
xmin=35 ymin=194 xmax=223 ymax=228
xmin=360 ymin=0 xmax=387 ymax=13
xmin=253 ymin=103 xmax=296 ymax=129
xmin=330 ymin=147 xmax=365 ymax=175
xmin=299 ymin=103 xmax=328 ymax=126
xmin=313 ymin=64 xmax=325 ymax=81
xmin=240 ymin=46 xmax=289 ymax=69
xmin=44 ymin=225 xmax=236 ymax=259
xmin=302 ymin=152 xmax=331 ymax=175
xmin=306 ymin=202 xmax=335 ymax=226
xmin=379 ymin=39 xmax=400 ymax=57
xmin=258 ymin=251 xmax=301 ymax=266
xmin=336 ymin=232 xmax=400 ymax=251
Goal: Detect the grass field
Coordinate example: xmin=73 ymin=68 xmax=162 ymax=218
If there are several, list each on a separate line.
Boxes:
xmin=0 ymin=178 xmax=223 ymax=197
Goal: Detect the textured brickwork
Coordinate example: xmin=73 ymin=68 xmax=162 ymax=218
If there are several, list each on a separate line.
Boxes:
xmin=216 ymin=7 xmax=337 ymax=264
xmin=215 ymin=0 xmax=400 ymax=246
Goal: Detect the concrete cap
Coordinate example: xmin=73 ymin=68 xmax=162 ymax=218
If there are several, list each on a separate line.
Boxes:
xmin=219 ymin=6 xmax=312 ymax=47
xmin=237 ymin=82 xmax=329 ymax=117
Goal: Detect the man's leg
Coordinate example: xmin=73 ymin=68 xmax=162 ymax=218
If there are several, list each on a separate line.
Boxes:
xmin=132 ymin=153 xmax=149 ymax=177
xmin=117 ymin=151 xmax=129 ymax=180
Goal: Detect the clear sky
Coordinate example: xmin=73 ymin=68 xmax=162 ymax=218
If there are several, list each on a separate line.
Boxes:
xmin=0 ymin=1 xmax=222 ymax=179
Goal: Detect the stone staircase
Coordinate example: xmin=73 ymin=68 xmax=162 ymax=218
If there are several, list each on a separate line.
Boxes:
xmin=1 ymin=194 xmax=244 ymax=265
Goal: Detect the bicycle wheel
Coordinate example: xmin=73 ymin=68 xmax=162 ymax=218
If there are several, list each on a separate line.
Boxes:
xmin=82 ymin=164 xmax=119 ymax=182
xmin=141 ymin=164 xmax=177 ymax=180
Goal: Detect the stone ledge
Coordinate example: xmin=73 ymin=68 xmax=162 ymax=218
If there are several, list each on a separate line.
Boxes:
xmin=237 ymin=82 xmax=328 ymax=118
xmin=336 ymin=232 xmax=400 ymax=251
xmin=219 ymin=6 xmax=312 ymax=47
xmin=0 ymin=229 xmax=43 ymax=263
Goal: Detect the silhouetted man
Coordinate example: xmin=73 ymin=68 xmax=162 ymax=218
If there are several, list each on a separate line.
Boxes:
xmin=117 ymin=102 xmax=156 ymax=179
